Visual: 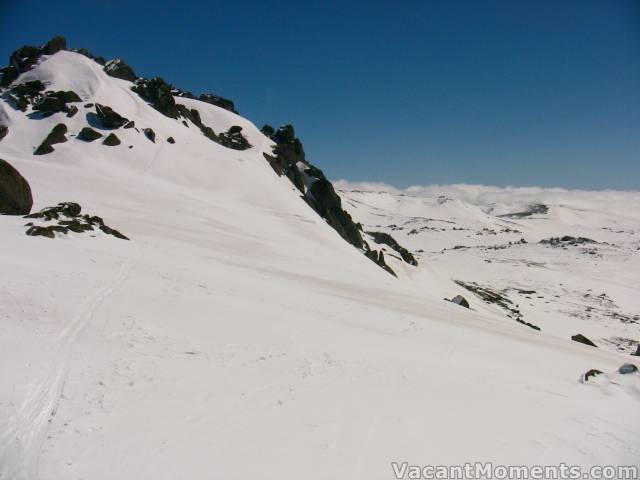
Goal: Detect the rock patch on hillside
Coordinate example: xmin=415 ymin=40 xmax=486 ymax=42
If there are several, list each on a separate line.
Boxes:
xmin=24 ymin=202 xmax=129 ymax=240
xmin=0 ymin=159 xmax=33 ymax=215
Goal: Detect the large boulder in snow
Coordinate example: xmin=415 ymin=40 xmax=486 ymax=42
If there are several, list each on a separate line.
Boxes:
xmin=217 ymin=125 xmax=251 ymax=150
xmin=95 ymin=104 xmax=129 ymax=129
xmin=77 ymin=127 xmax=102 ymax=142
xmin=618 ymin=363 xmax=638 ymax=374
xmin=571 ymin=334 xmax=597 ymax=348
xmin=102 ymin=133 xmax=121 ymax=146
xmin=104 ymin=59 xmax=137 ymax=82
xmin=0 ymin=126 xmax=7 ymax=143
xmin=34 ymin=123 xmax=68 ymax=155
xmin=450 ymin=295 xmax=470 ymax=308
xmin=0 ymin=159 xmax=33 ymax=215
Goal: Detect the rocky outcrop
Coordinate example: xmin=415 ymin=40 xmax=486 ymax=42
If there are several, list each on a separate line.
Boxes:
xmin=540 ymin=236 xmax=596 ymax=247
xmin=217 ymin=125 xmax=251 ymax=150
xmin=3 ymin=80 xmax=46 ymax=111
xmin=132 ymin=77 xmax=179 ymax=118
xmin=24 ymin=202 xmax=128 ymax=240
xmin=0 ymin=125 xmax=7 ymax=142
xmin=581 ymin=369 xmax=603 ymax=382
xmin=0 ymin=66 xmax=18 ymax=88
xmin=33 ymin=90 xmax=82 ymax=115
xmin=96 ymin=104 xmax=129 ymax=129
xmin=143 ymin=128 xmax=155 ymax=143
xmin=261 ymin=124 xmax=394 ymax=275
xmin=571 ymin=334 xmax=597 ymax=347
xmin=0 ymin=159 xmax=33 ymax=215
xmin=618 ymin=363 xmax=637 ymax=374
xmin=77 ymin=127 xmax=102 ymax=142
xmin=367 ymin=231 xmax=417 ymax=266
xmin=450 ymin=295 xmax=470 ymax=308
xmin=167 ymin=137 xmax=175 ymax=144
xmin=8 ymin=36 xmax=67 ymax=75
xmin=104 ymin=59 xmax=137 ymax=82
xmin=102 ymin=133 xmax=121 ymax=146
xmin=34 ymin=123 xmax=67 ymax=155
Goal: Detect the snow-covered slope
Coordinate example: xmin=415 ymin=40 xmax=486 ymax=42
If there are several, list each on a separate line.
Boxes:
xmin=1 ymin=50 xmax=638 ymax=480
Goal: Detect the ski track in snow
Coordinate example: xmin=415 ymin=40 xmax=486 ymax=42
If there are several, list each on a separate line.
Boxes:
xmin=0 ymin=248 xmax=141 ymax=480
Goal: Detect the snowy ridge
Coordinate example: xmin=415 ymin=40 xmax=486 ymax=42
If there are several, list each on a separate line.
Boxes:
xmin=0 ymin=48 xmax=638 ymax=479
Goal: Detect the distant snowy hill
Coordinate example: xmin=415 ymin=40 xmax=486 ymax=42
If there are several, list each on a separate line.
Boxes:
xmin=338 ymin=184 xmax=640 ymax=355
xmin=0 ymin=37 xmax=638 ymax=480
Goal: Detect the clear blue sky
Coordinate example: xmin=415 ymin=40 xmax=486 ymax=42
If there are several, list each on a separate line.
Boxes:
xmin=2 ymin=0 xmax=639 ymax=189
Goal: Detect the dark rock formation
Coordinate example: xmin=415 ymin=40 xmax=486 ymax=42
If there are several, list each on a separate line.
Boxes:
xmin=167 ymin=137 xmax=175 ymax=144
xmin=582 ymin=369 xmax=603 ymax=382
xmin=132 ymin=77 xmax=179 ymax=118
xmin=571 ymin=334 xmax=597 ymax=348
xmin=8 ymin=36 xmax=67 ymax=76
xmin=32 ymin=90 xmax=81 ymax=115
xmin=24 ymin=202 xmax=128 ymax=240
xmin=4 ymin=80 xmax=45 ymax=111
xmin=0 ymin=159 xmax=33 ymax=215
xmin=103 ymin=58 xmax=137 ymax=82
xmin=367 ymin=231 xmax=417 ymax=266
xmin=124 ymin=121 xmax=135 ymax=129
xmin=455 ymin=280 xmax=541 ymax=330
xmin=499 ymin=203 xmax=549 ymax=219
xmin=0 ymin=126 xmax=7 ymax=142
xmin=34 ymin=123 xmax=67 ymax=155
xmin=102 ymin=133 xmax=121 ymax=146
xmin=633 ymin=345 xmax=640 ymax=356
xmin=95 ymin=103 xmax=129 ymax=129
xmin=66 ymin=105 xmax=78 ymax=117
xmin=217 ymin=125 xmax=251 ymax=150
xmin=540 ymin=236 xmax=596 ymax=247
xmin=77 ymin=127 xmax=102 ymax=142
xmin=450 ymin=295 xmax=470 ymax=308
xmin=618 ymin=363 xmax=638 ymax=374
xmin=142 ymin=128 xmax=155 ymax=143
xmin=42 ymin=36 xmax=67 ymax=55
xmin=0 ymin=66 xmax=18 ymax=88
xmin=364 ymin=247 xmax=396 ymax=276
xmin=199 ymin=93 xmax=237 ymax=113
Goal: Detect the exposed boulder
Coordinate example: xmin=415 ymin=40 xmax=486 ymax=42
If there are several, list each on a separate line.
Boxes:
xmin=450 ymin=295 xmax=470 ymax=308
xmin=66 ymin=105 xmax=78 ymax=118
xmin=24 ymin=202 xmax=128 ymax=240
xmin=132 ymin=77 xmax=179 ymax=118
xmin=95 ymin=103 xmax=129 ymax=129
xmin=32 ymin=90 xmax=82 ymax=115
xmin=77 ymin=127 xmax=102 ymax=142
xmin=167 ymin=137 xmax=175 ymax=144
xmin=5 ymin=80 xmax=46 ymax=111
xmin=367 ymin=231 xmax=417 ymax=266
xmin=540 ymin=236 xmax=597 ymax=247
xmin=217 ymin=125 xmax=251 ymax=150
xmin=0 ymin=159 xmax=33 ymax=215
xmin=198 ymin=93 xmax=237 ymax=113
xmin=102 ymin=133 xmax=121 ymax=146
xmin=124 ymin=120 xmax=135 ymax=129
xmin=618 ymin=363 xmax=638 ymax=374
xmin=571 ymin=334 xmax=597 ymax=348
xmin=142 ymin=128 xmax=155 ymax=143
xmin=34 ymin=123 xmax=67 ymax=155
xmin=104 ymin=58 xmax=137 ymax=82
xmin=581 ymin=369 xmax=603 ymax=382
xmin=633 ymin=345 xmax=640 ymax=356
xmin=0 ymin=126 xmax=7 ymax=142
xmin=364 ymin=247 xmax=396 ymax=276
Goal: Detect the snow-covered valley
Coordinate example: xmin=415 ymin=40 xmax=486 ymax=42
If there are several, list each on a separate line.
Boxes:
xmin=0 ymin=39 xmax=638 ymax=479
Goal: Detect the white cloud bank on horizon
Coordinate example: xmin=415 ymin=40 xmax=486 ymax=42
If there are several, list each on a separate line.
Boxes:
xmin=333 ymin=179 xmax=640 ymax=214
